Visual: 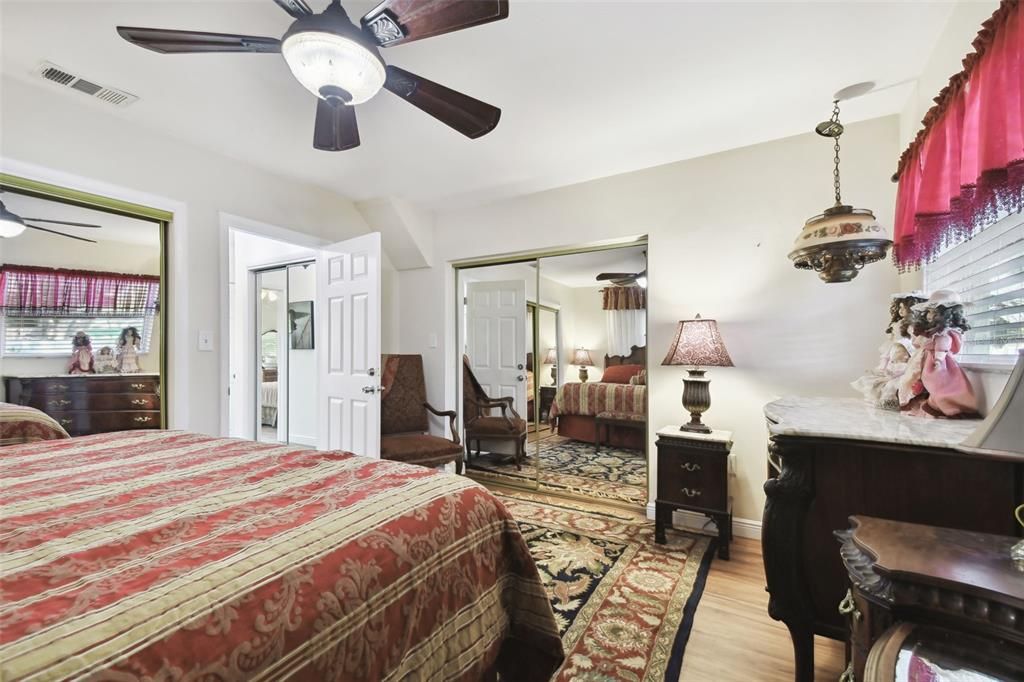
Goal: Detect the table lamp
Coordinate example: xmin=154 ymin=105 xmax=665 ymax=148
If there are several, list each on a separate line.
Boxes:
xmin=662 ymin=315 xmax=734 ymax=433
xmin=571 ymin=347 xmax=594 ymax=383
xmin=544 ymin=347 xmax=558 ymax=383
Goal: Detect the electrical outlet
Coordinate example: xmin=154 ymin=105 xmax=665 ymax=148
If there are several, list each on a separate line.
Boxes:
xmin=198 ymin=330 xmax=214 ymax=352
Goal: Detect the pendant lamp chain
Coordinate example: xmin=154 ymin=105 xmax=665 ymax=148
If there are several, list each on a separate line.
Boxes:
xmin=831 ymin=100 xmax=842 ymax=207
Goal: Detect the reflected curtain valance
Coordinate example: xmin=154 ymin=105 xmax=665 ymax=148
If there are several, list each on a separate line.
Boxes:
xmin=602 ymin=285 xmax=646 ymax=310
xmin=0 ymin=265 xmax=160 ymax=317
xmin=893 ymin=0 xmax=1023 ymax=270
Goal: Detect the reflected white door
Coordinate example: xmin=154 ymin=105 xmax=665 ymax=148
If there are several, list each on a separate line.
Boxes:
xmin=466 ymin=280 xmax=527 ymax=415
xmin=317 ymin=232 xmax=381 ymax=456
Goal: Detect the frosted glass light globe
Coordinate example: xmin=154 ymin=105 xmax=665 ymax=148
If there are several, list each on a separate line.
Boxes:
xmin=282 ymin=31 xmax=386 ymax=105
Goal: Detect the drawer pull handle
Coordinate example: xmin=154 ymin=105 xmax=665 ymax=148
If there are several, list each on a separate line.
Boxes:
xmin=49 ymin=399 xmax=71 ymax=407
xmin=130 ymin=383 xmax=147 ymax=390
xmin=838 ymin=589 xmax=862 ymax=622
xmin=133 ymin=416 xmax=153 ymax=424
xmin=59 ymin=418 xmax=73 ymax=426
xmin=130 ymin=399 xmax=148 ymax=406
xmin=839 ymin=662 xmax=854 ymax=682
xmin=680 ymin=462 xmax=701 ymax=472
xmin=680 ymin=487 xmax=702 ymax=498
xmin=52 ymin=384 xmax=69 ymax=391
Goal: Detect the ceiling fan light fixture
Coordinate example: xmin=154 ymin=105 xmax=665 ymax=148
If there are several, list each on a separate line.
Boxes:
xmin=0 ymin=202 xmax=26 ymax=239
xmin=636 ymin=276 xmax=648 ymax=289
xmin=282 ymin=30 xmax=385 ymax=105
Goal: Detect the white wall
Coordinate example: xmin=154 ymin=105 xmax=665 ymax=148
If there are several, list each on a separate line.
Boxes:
xmin=2 ymin=75 xmax=376 ymax=434
xmin=1 ymin=228 xmax=162 ymax=383
xmin=399 ymin=115 xmax=902 ymax=523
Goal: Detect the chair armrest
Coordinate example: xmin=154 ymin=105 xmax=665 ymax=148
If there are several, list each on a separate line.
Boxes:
xmin=424 ymin=402 xmax=460 ymax=445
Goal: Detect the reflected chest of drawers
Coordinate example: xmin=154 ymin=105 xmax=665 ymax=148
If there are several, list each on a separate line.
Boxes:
xmin=3 ymin=374 xmax=162 ymax=436
xmin=654 ymin=426 xmax=732 ymax=560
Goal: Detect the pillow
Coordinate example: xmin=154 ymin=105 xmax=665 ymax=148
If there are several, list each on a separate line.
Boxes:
xmin=629 ymin=369 xmax=647 ymax=386
xmin=0 ymin=402 xmax=71 ymax=447
xmin=602 ymin=364 xmax=645 ymax=384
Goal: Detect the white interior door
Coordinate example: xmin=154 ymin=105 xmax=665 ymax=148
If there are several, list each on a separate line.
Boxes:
xmin=317 ymin=232 xmax=381 ymax=456
xmin=466 ymin=280 xmax=527 ymax=415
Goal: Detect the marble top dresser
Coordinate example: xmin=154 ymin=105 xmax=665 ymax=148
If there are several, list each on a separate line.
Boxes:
xmin=760 ymin=396 xmax=1023 ymax=682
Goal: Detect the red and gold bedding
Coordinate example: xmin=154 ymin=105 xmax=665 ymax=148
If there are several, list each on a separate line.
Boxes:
xmin=0 ymin=430 xmax=563 ymax=681
xmin=549 ymin=381 xmax=646 ymax=420
xmin=0 ymin=402 xmax=70 ymax=448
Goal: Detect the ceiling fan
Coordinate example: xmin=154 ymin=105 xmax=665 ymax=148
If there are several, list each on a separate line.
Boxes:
xmin=0 ymin=200 xmax=100 ymax=243
xmin=597 ymin=251 xmax=647 ymax=288
xmin=117 ymin=0 xmax=508 ymax=152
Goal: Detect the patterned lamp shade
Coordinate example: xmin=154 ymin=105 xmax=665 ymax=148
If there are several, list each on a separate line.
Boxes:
xmin=571 ymin=348 xmax=594 ymax=366
xmin=661 ymin=315 xmax=734 ymax=368
xmin=543 ymin=347 xmax=558 ymax=365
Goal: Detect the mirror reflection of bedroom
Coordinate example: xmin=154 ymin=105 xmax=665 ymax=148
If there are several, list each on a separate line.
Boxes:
xmin=460 ymin=243 xmax=648 ymax=507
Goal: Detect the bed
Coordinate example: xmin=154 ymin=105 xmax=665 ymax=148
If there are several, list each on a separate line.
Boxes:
xmin=0 ymin=428 xmax=564 ymax=680
xmin=549 ymin=345 xmax=647 ymax=449
xmin=261 ymin=367 xmax=279 ymax=427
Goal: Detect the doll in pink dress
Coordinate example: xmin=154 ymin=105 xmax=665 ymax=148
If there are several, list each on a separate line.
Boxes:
xmin=898 ymin=289 xmax=978 ymax=417
xmin=67 ymin=331 xmax=95 ymax=374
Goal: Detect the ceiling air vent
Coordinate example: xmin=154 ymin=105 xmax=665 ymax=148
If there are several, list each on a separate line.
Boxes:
xmin=36 ymin=61 xmax=139 ymax=108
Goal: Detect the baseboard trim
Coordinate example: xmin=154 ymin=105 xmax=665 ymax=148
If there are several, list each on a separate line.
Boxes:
xmin=289 ymin=435 xmax=317 ymax=447
xmin=645 ymin=502 xmax=762 ymax=540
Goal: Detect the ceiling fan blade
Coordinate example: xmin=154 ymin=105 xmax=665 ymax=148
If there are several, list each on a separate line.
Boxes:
xmin=362 ymin=0 xmax=508 ymax=47
xmin=20 ymin=218 xmax=102 ymax=228
xmin=271 ymin=0 xmax=313 ymax=19
xmin=117 ymin=27 xmax=281 ymax=54
xmin=313 ymin=98 xmax=361 ymax=151
xmin=384 ymin=66 xmax=500 ymax=139
xmin=596 ymin=273 xmax=636 ymax=281
xmin=25 ymin=224 xmax=98 ymax=244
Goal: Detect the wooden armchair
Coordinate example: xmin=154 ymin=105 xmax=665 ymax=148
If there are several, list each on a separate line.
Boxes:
xmin=380 ymin=354 xmax=463 ymax=473
xmin=462 ymin=356 xmax=528 ymax=470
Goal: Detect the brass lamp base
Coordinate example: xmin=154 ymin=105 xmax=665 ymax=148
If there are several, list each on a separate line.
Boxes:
xmin=578 ymin=366 xmax=589 ymax=383
xmin=551 ymin=365 xmax=558 ymax=383
xmin=680 ymin=369 xmax=712 ymax=433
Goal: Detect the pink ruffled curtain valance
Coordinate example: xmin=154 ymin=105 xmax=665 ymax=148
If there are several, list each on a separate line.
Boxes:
xmin=602 ymin=285 xmax=646 ymax=310
xmin=0 ymin=265 xmax=160 ymax=317
xmin=893 ymin=0 xmax=1023 ymax=270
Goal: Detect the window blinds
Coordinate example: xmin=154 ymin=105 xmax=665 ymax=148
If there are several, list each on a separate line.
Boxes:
xmin=924 ymin=212 xmax=1024 ymax=363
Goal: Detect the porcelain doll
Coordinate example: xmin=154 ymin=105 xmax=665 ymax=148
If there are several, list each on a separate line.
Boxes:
xmin=898 ymin=289 xmax=978 ymax=417
xmin=851 ymin=292 xmax=925 ymax=409
xmin=117 ymin=326 xmax=143 ymax=374
xmin=67 ymin=331 xmax=95 ymax=374
xmin=94 ymin=346 xmax=118 ymax=374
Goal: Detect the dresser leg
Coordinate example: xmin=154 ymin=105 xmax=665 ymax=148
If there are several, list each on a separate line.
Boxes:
xmin=786 ymin=621 xmax=815 ymax=682
xmin=655 ymin=503 xmax=668 ymax=544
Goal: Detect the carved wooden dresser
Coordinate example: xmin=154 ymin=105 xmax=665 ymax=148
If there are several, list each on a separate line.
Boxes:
xmin=761 ymin=397 xmax=1023 ymax=682
xmin=839 ymin=515 xmax=1024 ymax=681
xmin=3 ymin=373 xmax=162 ymax=436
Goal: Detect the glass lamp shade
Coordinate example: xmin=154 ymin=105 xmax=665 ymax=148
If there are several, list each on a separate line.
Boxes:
xmin=282 ymin=31 xmax=386 ymax=105
xmin=0 ymin=204 xmax=26 ymax=238
xmin=571 ymin=348 xmax=594 ymax=366
xmin=661 ymin=315 xmax=734 ymax=367
xmin=543 ymin=348 xmax=558 ymax=365
xmin=789 ymin=206 xmax=892 ymax=283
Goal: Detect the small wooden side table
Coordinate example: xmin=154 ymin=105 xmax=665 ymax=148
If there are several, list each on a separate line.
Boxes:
xmin=538 ymin=385 xmax=557 ymax=423
xmin=655 ymin=426 xmax=732 ymax=560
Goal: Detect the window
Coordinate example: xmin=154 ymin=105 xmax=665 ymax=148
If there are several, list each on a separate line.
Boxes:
xmin=923 ymin=211 xmax=1024 ymax=364
xmin=1 ymin=314 xmax=156 ymax=356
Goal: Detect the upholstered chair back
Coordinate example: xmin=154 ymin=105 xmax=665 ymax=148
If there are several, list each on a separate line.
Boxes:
xmin=380 ymin=354 xmax=430 ymax=435
xmin=462 ymin=355 xmax=489 ymax=422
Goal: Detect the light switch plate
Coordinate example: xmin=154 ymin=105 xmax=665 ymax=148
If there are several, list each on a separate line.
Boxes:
xmin=198 ymin=330 xmax=214 ymax=352
xmin=428 ymin=333 xmax=438 ymax=349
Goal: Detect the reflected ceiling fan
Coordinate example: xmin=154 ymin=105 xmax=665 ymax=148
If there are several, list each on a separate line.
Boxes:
xmin=597 ymin=251 xmax=647 ymax=287
xmin=0 ymin=200 xmax=100 ymax=243
xmin=117 ymin=0 xmax=508 ymax=151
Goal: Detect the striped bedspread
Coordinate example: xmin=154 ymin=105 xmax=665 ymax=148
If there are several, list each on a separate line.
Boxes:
xmin=549 ymin=382 xmax=647 ymax=419
xmin=0 ymin=431 xmax=564 ymax=681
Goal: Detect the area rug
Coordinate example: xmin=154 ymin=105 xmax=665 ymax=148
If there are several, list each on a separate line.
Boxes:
xmin=500 ymin=491 xmax=716 ymax=681
xmin=469 ymin=439 xmax=648 ymax=506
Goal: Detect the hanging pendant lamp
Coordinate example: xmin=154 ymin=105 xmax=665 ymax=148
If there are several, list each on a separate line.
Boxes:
xmin=789 ymin=96 xmax=892 ymax=283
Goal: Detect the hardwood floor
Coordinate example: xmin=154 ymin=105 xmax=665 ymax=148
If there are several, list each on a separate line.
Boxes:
xmin=680 ymin=536 xmax=845 ymax=681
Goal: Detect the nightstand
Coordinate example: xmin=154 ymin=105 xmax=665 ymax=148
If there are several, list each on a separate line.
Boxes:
xmin=538 ymin=385 xmax=557 ymax=422
xmin=654 ymin=426 xmax=732 ymax=559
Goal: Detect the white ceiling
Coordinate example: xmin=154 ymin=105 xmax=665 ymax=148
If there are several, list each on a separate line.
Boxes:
xmin=538 ymin=246 xmax=646 ymax=288
xmin=1 ymin=191 xmax=161 ymax=246
xmin=1 ymin=1 xmax=956 ymax=209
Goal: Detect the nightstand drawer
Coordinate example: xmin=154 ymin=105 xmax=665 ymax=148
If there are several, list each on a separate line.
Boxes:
xmin=657 ymin=446 xmax=727 ymax=511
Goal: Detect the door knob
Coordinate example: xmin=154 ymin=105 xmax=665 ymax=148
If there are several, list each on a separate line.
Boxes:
xmin=362 ymin=385 xmax=383 ymax=394
xmin=516 ymin=375 xmax=525 ymax=382
xmin=368 ymin=368 xmax=376 ymax=376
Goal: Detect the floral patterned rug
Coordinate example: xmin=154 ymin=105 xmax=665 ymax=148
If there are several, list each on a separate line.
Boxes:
xmin=468 ymin=439 xmax=648 ymax=506
xmin=501 ymin=491 xmax=716 ymax=681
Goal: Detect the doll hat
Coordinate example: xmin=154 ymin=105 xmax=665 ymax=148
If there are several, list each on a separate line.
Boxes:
xmin=912 ymin=289 xmax=963 ymax=311
xmin=890 ymin=290 xmax=926 ymax=301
